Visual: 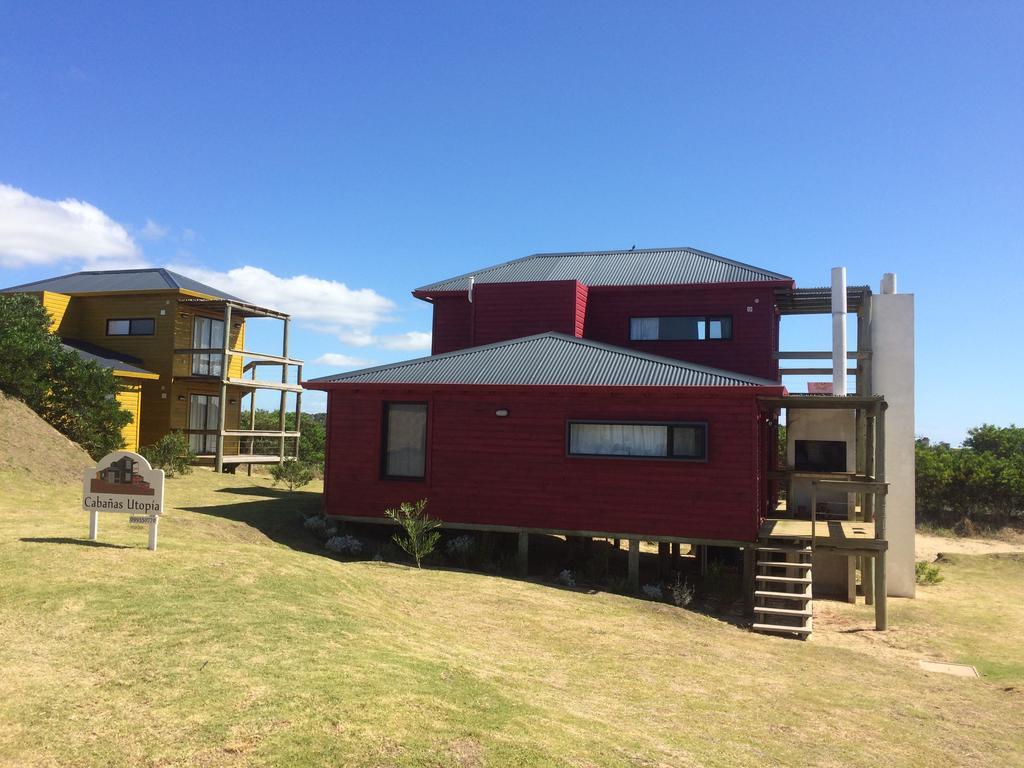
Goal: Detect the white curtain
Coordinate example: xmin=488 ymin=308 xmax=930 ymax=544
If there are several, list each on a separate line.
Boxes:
xmin=188 ymin=394 xmax=220 ymax=454
xmin=570 ymin=423 xmax=667 ymax=457
xmin=386 ymin=404 xmax=427 ymax=476
xmin=630 ymin=318 xmax=660 ymax=340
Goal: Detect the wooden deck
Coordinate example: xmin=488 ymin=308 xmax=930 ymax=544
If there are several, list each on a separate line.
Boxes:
xmin=194 ymin=454 xmax=291 ymax=465
xmin=759 ymin=519 xmax=885 ymax=552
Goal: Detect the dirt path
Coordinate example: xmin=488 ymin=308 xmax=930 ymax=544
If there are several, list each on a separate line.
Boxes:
xmin=915 ymin=531 xmax=1024 ymax=562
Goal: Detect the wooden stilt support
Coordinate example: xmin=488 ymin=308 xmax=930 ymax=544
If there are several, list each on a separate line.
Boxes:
xmin=671 ymin=542 xmax=681 ymax=571
xmin=742 ymin=546 xmax=754 ymax=617
xmin=517 ymin=531 xmax=528 ymax=577
xmin=864 ymin=555 xmax=875 ymax=605
xmin=628 ymin=539 xmax=640 ymax=594
xmin=658 ymin=542 xmax=670 ymax=577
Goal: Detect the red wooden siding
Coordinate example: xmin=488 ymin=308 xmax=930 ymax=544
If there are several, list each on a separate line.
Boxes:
xmin=319 ymin=383 xmax=783 ymax=543
xmin=430 ymin=295 xmax=472 ymax=354
xmin=582 ymin=283 xmax=786 ymax=379
xmin=471 ymin=281 xmax=583 ymax=347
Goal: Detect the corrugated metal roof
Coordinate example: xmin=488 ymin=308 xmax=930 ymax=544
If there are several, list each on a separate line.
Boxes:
xmin=60 ymin=338 xmax=157 ymax=377
xmin=308 ymin=333 xmax=779 ymax=387
xmin=1 ymin=268 xmax=245 ymax=301
xmin=414 ymin=247 xmax=792 ymax=293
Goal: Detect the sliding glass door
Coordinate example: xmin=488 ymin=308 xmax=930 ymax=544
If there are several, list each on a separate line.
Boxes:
xmin=188 ymin=393 xmax=220 ymax=454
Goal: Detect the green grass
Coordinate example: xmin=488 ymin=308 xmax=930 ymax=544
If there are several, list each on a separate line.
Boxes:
xmin=2 ymin=469 xmax=1023 ymax=767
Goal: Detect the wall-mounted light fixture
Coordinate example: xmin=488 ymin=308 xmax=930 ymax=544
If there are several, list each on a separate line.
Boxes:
xmin=495 ymin=409 xmax=509 ymax=417
xmin=229 ymin=399 xmax=237 ymax=405
xmin=177 ymin=395 xmax=186 ymax=401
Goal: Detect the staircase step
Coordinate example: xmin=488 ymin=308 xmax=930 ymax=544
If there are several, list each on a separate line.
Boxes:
xmin=752 ymin=622 xmax=812 ymax=636
xmin=754 ymin=589 xmax=812 ymax=600
xmin=757 ymin=560 xmax=812 ymax=570
xmin=754 ymin=545 xmax=812 ymax=554
xmin=756 ymin=574 xmax=813 ymax=584
xmin=754 ymin=606 xmax=812 ymax=617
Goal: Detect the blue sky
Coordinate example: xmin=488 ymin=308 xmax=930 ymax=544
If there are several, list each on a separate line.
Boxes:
xmin=0 ymin=1 xmax=1021 ymax=443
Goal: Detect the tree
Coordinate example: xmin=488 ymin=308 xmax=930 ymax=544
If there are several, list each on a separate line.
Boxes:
xmin=269 ymin=459 xmax=315 ymax=491
xmin=385 ymin=499 xmax=441 ymax=568
xmin=0 ymin=294 xmax=130 ymax=459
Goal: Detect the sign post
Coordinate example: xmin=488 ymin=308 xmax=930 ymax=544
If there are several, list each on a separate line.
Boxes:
xmin=83 ymin=451 xmax=165 ymax=550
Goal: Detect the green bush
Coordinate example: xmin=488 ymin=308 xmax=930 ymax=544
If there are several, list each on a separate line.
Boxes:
xmin=141 ymin=431 xmax=194 ymax=477
xmin=269 ymin=459 xmax=315 ymax=491
xmin=916 ymin=560 xmax=944 ymax=586
xmin=385 ymin=499 xmax=440 ymax=568
xmin=0 ymin=294 xmax=130 ymax=459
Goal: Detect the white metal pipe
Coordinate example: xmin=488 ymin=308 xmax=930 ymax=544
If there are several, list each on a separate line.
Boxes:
xmin=831 ymin=266 xmax=848 ymax=396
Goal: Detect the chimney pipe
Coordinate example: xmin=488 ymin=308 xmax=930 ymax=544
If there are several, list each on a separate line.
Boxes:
xmin=832 ymin=266 xmax=847 ymax=396
xmin=881 ymin=272 xmax=897 ymax=295
xmin=467 ymin=275 xmax=475 ymax=303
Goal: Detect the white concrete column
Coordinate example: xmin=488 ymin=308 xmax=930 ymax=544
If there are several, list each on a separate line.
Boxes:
xmin=871 ymin=281 xmax=915 ymax=597
xmin=831 ymin=266 xmax=848 ymax=396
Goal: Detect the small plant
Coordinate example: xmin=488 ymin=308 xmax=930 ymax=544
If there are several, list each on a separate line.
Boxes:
xmin=270 ymin=459 xmax=315 ymax=491
xmin=641 ymin=584 xmax=664 ymax=601
xmin=556 ymin=569 xmax=576 ymax=587
xmin=445 ymin=534 xmax=477 ymax=567
xmin=141 ymin=430 xmax=194 ymax=477
xmin=325 ymin=534 xmax=364 ymax=556
xmin=385 ymin=499 xmax=441 ymax=568
xmin=303 ymin=515 xmax=328 ymax=537
xmin=669 ymin=574 xmax=694 ymax=608
xmin=916 ymin=560 xmax=945 ymax=586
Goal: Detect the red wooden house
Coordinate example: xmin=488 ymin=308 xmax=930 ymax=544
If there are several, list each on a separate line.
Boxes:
xmin=305 ymin=248 xmax=792 ymax=545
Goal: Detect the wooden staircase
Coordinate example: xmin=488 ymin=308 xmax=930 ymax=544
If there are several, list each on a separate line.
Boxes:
xmin=751 ymin=536 xmax=813 ymax=638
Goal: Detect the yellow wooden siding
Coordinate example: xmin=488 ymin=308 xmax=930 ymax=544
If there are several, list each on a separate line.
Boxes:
xmin=116 ymin=382 xmax=143 ymax=451
xmin=36 ymin=291 xmax=72 ymax=332
xmin=229 ymin=322 xmax=245 ymax=379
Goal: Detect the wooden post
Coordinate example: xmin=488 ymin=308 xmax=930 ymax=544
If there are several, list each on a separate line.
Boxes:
xmin=864 ymin=554 xmax=875 ymax=605
xmin=517 ymin=531 xmax=528 ymax=577
xmin=742 ymin=546 xmax=754 ymax=617
xmin=628 ymin=539 xmax=640 ymax=594
xmin=247 ymin=367 xmax=257 ymax=476
xmin=89 ymin=510 xmax=99 ymax=541
xmin=874 ymin=404 xmax=888 ymax=630
xmin=215 ymin=304 xmax=231 ymax=474
xmin=148 ymin=516 xmax=159 ymax=551
xmin=658 ymin=542 xmax=670 ymax=577
xmin=294 ymin=363 xmax=303 ymax=461
xmin=671 ymin=542 xmax=681 ymax=570
xmin=279 ymin=318 xmax=289 ymax=464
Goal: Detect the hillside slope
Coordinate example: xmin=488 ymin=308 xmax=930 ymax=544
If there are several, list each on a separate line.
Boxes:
xmin=0 ymin=470 xmax=1022 ymax=767
xmin=0 ymin=392 xmax=92 ymax=483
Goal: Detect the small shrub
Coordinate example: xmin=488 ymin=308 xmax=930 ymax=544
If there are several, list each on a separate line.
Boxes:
xmin=325 ymin=534 xmax=364 ymax=556
xmin=303 ymin=515 xmax=328 ymax=537
xmin=916 ymin=560 xmax=945 ymax=586
xmin=641 ymin=584 xmax=664 ymax=601
xmin=556 ymin=569 xmax=576 ymax=587
xmin=385 ymin=499 xmax=441 ymax=568
xmin=445 ymin=534 xmax=477 ymax=567
xmin=141 ymin=431 xmax=194 ymax=477
xmin=669 ymin=575 xmax=694 ymax=608
xmin=270 ymin=459 xmax=315 ymax=491
xmin=585 ymin=544 xmax=610 ymax=582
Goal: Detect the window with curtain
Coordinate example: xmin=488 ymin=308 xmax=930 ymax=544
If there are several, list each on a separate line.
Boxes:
xmin=192 ymin=316 xmax=225 ymax=376
xmin=568 ymin=421 xmax=707 ymax=461
xmin=188 ymin=393 xmax=220 ymax=454
xmin=383 ymin=403 xmax=428 ymax=478
xmin=107 ymin=318 xmax=155 ymax=336
xmin=629 ymin=316 xmax=732 ymax=341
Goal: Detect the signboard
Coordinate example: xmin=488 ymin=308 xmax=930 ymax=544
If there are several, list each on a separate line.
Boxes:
xmin=83 ymin=451 xmax=165 ymax=550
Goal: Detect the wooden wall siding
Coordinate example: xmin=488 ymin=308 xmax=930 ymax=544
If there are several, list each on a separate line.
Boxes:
xmin=322 ymin=384 xmax=780 ymax=542
xmin=115 ymin=382 xmax=143 ymax=451
xmin=471 ymin=281 xmax=583 ymax=347
xmin=430 ymin=295 xmax=472 ymax=355
xmin=582 ymin=283 xmax=787 ymax=380
xmin=35 ymin=291 xmax=72 ymax=332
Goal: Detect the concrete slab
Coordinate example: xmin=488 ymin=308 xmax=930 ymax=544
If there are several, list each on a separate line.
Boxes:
xmin=918 ymin=660 xmax=979 ymax=678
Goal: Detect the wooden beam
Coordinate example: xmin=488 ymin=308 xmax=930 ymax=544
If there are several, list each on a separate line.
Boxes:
xmin=779 ymin=367 xmax=858 ymax=376
xmin=773 ymin=351 xmax=871 ymax=360
xmin=517 ymin=531 xmax=529 ymax=577
xmin=811 ymin=479 xmax=888 ymax=494
xmin=230 ymin=348 xmax=303 ymax=364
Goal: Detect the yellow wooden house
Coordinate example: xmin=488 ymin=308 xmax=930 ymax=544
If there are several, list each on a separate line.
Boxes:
xmin=2 ymin=269 xmax=302 ymax=468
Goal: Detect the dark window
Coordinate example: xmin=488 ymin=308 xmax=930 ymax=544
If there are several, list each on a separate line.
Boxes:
xmin=794 ymin=440 xmax=847 ymax=472
xmin=107 ymin=318 xmax=155 ymax=336
xmin=629 ymin=316 xmax=732 ymax=341
xmin=568 ymin=421 xmax=707 ymax=461
xmin=382 ymin=403 xmax=428 ymax=478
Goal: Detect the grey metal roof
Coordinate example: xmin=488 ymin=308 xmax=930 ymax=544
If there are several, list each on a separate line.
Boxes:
xmin=307 ymin=332 xmax=779 ymax=387
xmin=414 ymin=247 xmax=792 ymax=293
xmin=60 ymin=338 xmax=157 ymax=377
xmin=1 ymin=268 xmax=246 ymax=302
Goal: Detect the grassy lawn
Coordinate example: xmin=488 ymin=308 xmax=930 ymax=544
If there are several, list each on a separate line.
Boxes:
xmin=1 ymin=468 xmax=1022 ymax=767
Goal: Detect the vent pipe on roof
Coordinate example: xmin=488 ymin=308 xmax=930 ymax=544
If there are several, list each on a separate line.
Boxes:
xmin=468 ymin=275 xmax=475 ymax=303
xmin=881 ymin=272 xmax=897 ymax=295
xmin=832 ymin=266 xmax=848 ymax=397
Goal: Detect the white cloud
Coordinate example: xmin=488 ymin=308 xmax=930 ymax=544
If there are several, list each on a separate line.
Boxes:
xmin=313 ymin=353 xmax=373 ymax=369
xmin=139 ymin=218 xmax=169 ymax=240
xmin=338 ymin=330 xmax=432 ymax=351
xmin=0 ymin=183 xmax=144 ymax=268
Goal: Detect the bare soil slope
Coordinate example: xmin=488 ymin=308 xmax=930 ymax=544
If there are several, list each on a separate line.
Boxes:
xmin=0 ymin=393 xmax=92 ymax=483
